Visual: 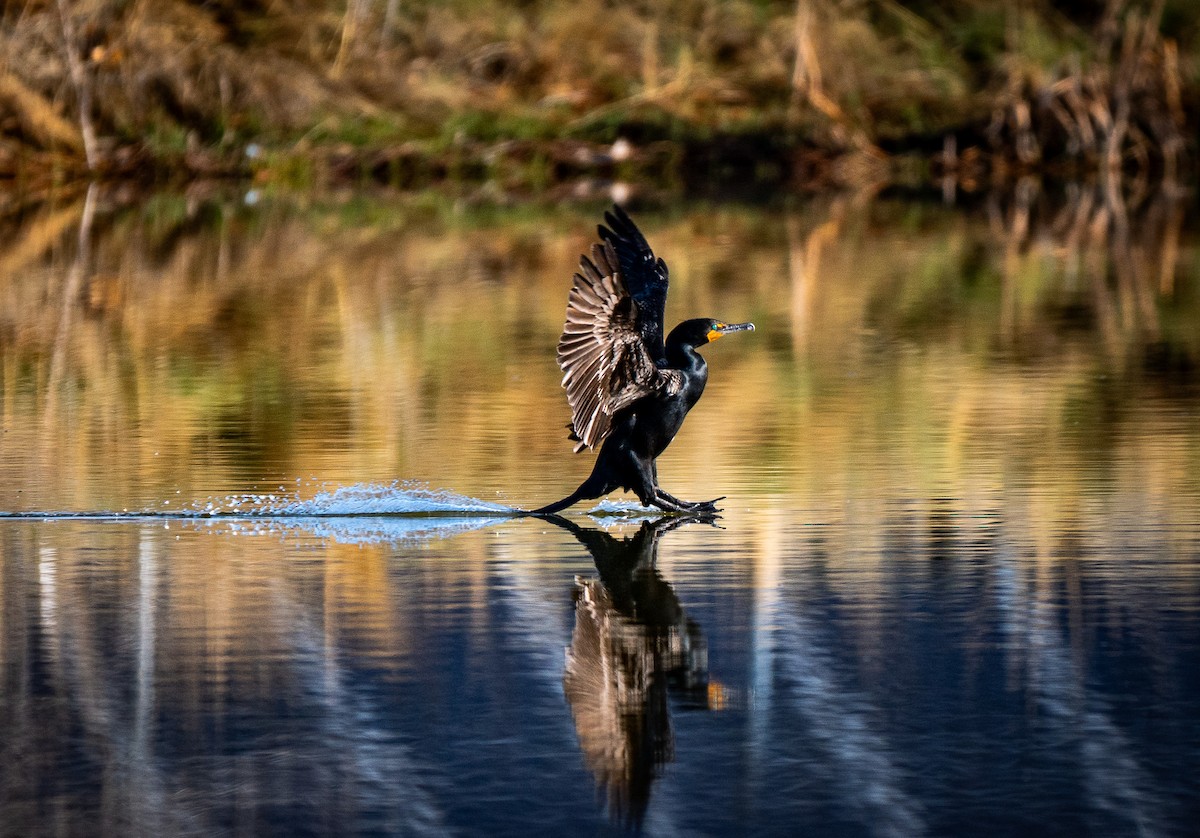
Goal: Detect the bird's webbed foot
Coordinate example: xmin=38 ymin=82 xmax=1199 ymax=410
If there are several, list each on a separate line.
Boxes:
xmin=654 ymin=488 xmax=725 ymax=514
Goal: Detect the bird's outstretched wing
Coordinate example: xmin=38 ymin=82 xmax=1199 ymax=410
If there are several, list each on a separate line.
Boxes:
xmin=557 ymin=240 xmax=666 ymax=452
xmin=598 ymin=204 xmax=669 ymax=364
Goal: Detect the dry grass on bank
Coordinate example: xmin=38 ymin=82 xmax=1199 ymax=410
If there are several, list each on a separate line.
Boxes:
xmin=0 ymin=1 xmax=1195 ymax=184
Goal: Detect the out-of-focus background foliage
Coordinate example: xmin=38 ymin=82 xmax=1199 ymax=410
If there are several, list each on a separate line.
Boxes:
xmin=0 ymin=0 xmax=1194 ymax=190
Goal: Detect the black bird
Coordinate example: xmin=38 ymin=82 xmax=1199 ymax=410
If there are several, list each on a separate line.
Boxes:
xmin=531 ymin=205 xmax=754 ymax=514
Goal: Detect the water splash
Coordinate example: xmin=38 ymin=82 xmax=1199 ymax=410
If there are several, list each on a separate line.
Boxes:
xmin=195 ymin=513 xmax=512 ymax=545
xmin=195 ymin=482 xmax=518 ymax=517
xmin=0 ymin=484 xmax=682 ymax=543
xmin=585 ymin=500 xmax=661 ymax=520
xmin=178 ymin=482 xmax=519 ymax=544
xmin=0 ymin=483 xmax=522 ymax=543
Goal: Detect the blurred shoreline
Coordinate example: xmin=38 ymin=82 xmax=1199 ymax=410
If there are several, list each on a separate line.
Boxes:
xmin=1 ymin=1 xmax=1195 ymax=194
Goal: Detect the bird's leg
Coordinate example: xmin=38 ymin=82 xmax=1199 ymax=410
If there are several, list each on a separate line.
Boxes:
xmin=648 ymin=465 xmax=724 ymax=512
xmin=630 ymin=454 xmax=687 ymax=514
xmin=644 ymin=460 xmax=685 ymax=513
xmin=650 ymin=489 xmax=696 ymax=514
xmin=655 ymin=488 xmax=723 ymax=513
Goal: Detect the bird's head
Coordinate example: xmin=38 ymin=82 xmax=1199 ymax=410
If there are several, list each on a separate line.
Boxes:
xmin=669 ymin=318 xmax=756 ymax=350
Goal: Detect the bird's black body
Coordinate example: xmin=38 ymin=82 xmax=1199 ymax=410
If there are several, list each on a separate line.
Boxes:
xmin=531 ymin=207 xmax=753 ymax=515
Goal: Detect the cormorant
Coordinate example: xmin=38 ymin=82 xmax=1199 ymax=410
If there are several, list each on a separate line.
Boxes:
xmin=531 ymin=205 xmax=754 ymax=514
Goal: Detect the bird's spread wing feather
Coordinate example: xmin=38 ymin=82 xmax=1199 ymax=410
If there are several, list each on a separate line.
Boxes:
xmin=557 ymin=240 xmax=662 ymax=452
xmin=598 ymin=204 xmax=669 ymax=364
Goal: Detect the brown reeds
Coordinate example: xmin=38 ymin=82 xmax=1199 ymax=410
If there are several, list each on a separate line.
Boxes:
xmin=984 ymin=3 xmax=1188 ymax=185
xmin=52 ymin=0 xmax=99 ymax=170
xmin=0 ymin=72 xmax=83 ymax=153
xmin=0 ymin=1 xmax=1194 ymax=187
xmin=1 ymin=0 xmax=375 ymax=176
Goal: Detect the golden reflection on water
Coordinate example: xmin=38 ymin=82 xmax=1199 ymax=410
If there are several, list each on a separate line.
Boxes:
xmin=2 ymin=185 xmax=1198 ymax=605
xmin=1 ymin=185 xmax=1199 ymax=832
xmin=1 ymin=185 xmax=1197 ymax=620
xmin=1 ymin=186 xmax=1196 ymax=517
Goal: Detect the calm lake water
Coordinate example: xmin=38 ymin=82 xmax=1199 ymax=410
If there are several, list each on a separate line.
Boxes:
xmin=1 ymin=185 xmax=1198 ymax=836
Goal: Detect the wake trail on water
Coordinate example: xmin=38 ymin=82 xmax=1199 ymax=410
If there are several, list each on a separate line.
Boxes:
xmin=189 ymin=483 xmax=522 ymax=543
xmin=0 ymin=482 xmax=517 ymax=520
xmin=210 ymin=482 xmax=520 ymax=517
xmin=0 ymin=482 xmax=524 ymax=544
xmin=0 ymin=483 xmax=666 ymax=543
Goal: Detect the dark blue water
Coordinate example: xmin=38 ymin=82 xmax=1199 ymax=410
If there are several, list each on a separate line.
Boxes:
xmin=2 ymin=189 xmax=1199 ymax=835
xmin=2 ymin=500 xmax=1197 ymax=837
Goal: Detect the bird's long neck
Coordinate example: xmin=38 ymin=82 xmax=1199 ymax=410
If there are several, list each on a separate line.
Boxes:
xmin=666 ymin=340 xmax=708 ymax=401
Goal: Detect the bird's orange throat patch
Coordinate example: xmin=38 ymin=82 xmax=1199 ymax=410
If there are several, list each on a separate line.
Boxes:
xmin=707 ymin=328 xmax=723 ymax=343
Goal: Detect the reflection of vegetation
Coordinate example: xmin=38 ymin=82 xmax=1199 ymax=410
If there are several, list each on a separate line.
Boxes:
xmin=0 ymin=521 xmax=457 ymax=836
xmin=0 ymin=1 xmax=1195 ymax=186
xmin=0 ymin=188 xmax=1195 ymax=531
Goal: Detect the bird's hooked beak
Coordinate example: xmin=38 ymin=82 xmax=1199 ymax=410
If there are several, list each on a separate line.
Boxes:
xmin=707 ymin=321 xmax=755 ymax=343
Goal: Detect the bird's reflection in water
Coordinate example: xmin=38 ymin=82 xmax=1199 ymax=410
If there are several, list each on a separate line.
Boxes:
xmin=545 ymin=514 xmax=718 ymax=830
